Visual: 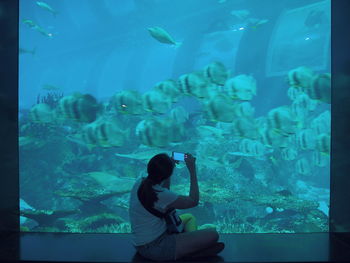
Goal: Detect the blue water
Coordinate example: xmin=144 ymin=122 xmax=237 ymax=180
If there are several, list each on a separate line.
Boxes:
xmin=19 ymin=0 xmax=331 ymax=233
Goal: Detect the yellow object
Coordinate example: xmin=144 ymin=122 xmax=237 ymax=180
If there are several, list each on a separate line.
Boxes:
xmin=179 ymin=213 xmax=197 ymax=232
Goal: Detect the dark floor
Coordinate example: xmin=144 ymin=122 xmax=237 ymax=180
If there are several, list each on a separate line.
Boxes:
xmin=3 ymin=232 xmax=345 ymax=263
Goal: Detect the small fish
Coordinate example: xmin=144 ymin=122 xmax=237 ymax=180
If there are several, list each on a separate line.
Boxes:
xmin=30 ymin=103 xmax=54 ymax=123
xmin=225 ymin=74 xmax=257 ymax=101
xmin=154 ymin=80 xmax=181 ymax=103
xmin=296 ymin=158 xmax=311 ymax=175
xmin=36 ymin=1 xmax=58 ymax=16
xmin=110 ymin=90 xmax=144 ymax=115
xmin=42 ymin=84 xmax=60 ymax=91
xmin=203 ymin=93 xmax=237 ymax=123
xmin=203 ymin=61 xmax=230 ymax=86
xmin=23 ymin=19 xmax=53 ymax=38
xmin=196 ymin=125 xmax=228 ymax=139
xmin=267 ymin=106 xmax=298 ymax=136
xmin=147 ymin=26 xmax=181 ymax=48
xmin=170 ymin=106 xmax=189 ymax=124
xmin=281 ymin=148 xmax=298 ymax=161
xmin=234 ymin=102 xmax=255 ymax=118
xmin=311 ymin=111 xmax=330 ymax=136
xmin=178 ymin=72 xmax=215 ymax=99
xmin=19 ymin=47 xmax=36 ymax=55
xmin=313 ymin=151 xmax=329 ymax=167
xmin=297 ymin=129 xmax=316 ymax=150
xmin=316 ymin=133 xmax=330 ymax=155
xmin=135 ymin=118 xmax=172 ymax=147
xmin=81 ymin=117 xmax=129 ymax=148
xmin=142 ymin=90 xmax=172 ymax=114
xmin=246 ymin=18 xmax=269 ymax=29
xmin=233 ymin=117 xmax=259 ymax=139
xmin=23 ymin=19 xmax=37 ymax=29
xmin=238 ymin=138 xmax=270 ymax=156
xmin=287 ymin=66 xmax=315 ymax=91
xmin=56 ymin=93 xmax=100 ymax=123
xmin=308 ymin=73 xmax=331 ymax=104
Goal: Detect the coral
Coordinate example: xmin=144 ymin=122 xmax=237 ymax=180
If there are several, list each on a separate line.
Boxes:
xmin=65 ymin=213 xmax=125 ymax=232
xmin=238 ymin=191 xmax=319 ymax=214
xmin=172 ymin=181 xmax=237 ymax=204
xmin=36 ymin=92 xmax=64 ymax=109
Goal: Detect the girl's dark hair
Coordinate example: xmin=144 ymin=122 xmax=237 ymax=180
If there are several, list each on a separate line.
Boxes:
xmin=139 ymin=153 xmax=175 ymax=209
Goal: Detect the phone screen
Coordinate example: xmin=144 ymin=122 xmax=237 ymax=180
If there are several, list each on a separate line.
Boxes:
xmin=173 ymin=152 xmax=185 ymax=161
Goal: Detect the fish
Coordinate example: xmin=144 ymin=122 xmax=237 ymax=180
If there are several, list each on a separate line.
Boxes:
xmin=178 ymin=72 xmax=216 ymax=99
xmin=233 ymin=117 xmax=259 ymax=139
xmin=234 ymin=102 xmax=255 ymax=118
xmin=287 ymin=87 xmax=302 ymax=101
xmin=203 ymin=93 xmax=236 ymax=123
xmin=19 ymin=47 xmax=36 ymax=55
xmin=281 ymin=148 xmax=298 ymax=161
xmin=170 ymin=106 xmax=189 ymax=123
xmin=287 ymin=66 xmax=315 ymax=91
xmin=36 ymin=1 xmax=58 ymax=16
xmin=267 ymin=106 xmax=299 ymax=136
xmin=142 ymin=90 xmax=172 ymax=114
xmin=225 ymin=74 xmax=257 ymax=101
xmin=147 ymin=26 xmax=181 ymax=48
xmin=196 ymin=125 xmax=228 ymax=139
xmin=154 ymin=80 xmax=181 ymax=103
xmin=56 ymin=93 xmax=100 ymax=123
xmin=246 ymin=18 xmax=269 ymax=29
xmin=297 ymin=129 xmax=316 ymax=150
xmin=23 ymin=19 xmax=37 ymax=29
xmin=316 ymin=133 xmax=330 ymax=155
xmin=30 ymin=103 xmax=53 ymax=123
xmin=135 ymin=118 xmax=175 ymax=147
xmin=110 ymin=90 xmax=144 ymax=115
xmin=307 ymin=73 xmax=331 ymax=104
xmin=313 ymin=151 xmax=329 ymax=167
xmin=42 ymin=84 xmax=60 ymax=91
xmin=203 ymin=61 xmax=230 ymax=86
xmin=291 ymin=93 xmax=317 ymax=119
xmin=259 ymin=126 xmax=290 ymax=148
xmin=23 ymin=19 xmax=53 ymax=38
xmin=238 ymin=139 xmax=270 ymax=156
xmin=311 ymin=111 xmax=330 ymax=136
xmin=230 ymin=9 xmax=250 ymax=20
xmin=86 ymin=171 xmax=135 ymax=192
xmin=296 ymin=158 xmax=311 ymax=175
xmin=81 ymin=117 xmax=129 ymax=148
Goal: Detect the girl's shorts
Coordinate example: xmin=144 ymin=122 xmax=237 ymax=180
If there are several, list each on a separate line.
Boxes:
xmin=135 ymin=231 xmax=177 ymax=261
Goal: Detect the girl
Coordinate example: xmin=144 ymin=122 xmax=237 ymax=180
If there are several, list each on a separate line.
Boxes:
xmin=129 ymin=153 xmax=224 ymax=261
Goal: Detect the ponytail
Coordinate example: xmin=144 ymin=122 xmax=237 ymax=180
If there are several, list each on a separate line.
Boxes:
xmin=139 ymin=153 xmax=175 ymax=208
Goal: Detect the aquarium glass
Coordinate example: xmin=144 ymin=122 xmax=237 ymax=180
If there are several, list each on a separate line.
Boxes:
xmin=19 ymin=0 xmax=331 ymax=234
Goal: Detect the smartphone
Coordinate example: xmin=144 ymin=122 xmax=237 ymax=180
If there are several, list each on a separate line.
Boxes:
xmin=172 ymin=152 xmax=186 ymax=161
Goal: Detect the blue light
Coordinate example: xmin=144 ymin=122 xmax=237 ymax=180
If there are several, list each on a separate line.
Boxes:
xmin=305 ymin=37 xmax=310 ymax=40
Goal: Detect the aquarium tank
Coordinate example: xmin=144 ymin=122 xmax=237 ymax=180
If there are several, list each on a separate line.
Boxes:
xmin=19 ymin=0 xmax=331 ymax=234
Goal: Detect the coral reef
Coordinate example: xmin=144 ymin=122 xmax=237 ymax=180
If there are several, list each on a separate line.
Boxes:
xmin=36 ymin=92 xmax=64 ymax=109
